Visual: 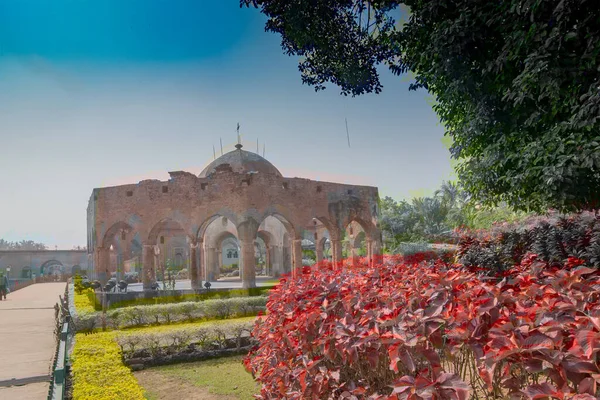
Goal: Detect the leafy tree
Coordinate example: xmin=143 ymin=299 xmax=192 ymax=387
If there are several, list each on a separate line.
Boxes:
xmin=379 ymin=181 xmax=532 ymax=249
xmin=0 ymin=239 xmax=47 ymax=250
xmin=242 ymin=0 xmax=600 ymax=212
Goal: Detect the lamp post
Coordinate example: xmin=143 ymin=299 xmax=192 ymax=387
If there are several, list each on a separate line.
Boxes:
xmin=6 ymin=266 xmax=11 ymax=287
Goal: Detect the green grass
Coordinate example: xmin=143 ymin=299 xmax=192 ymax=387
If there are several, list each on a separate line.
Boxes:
xmin=143 ymin=392 xmax=159 ymax=400
xmin=262 ymin=278 xmax=281 ymax=285
xmin=119 ymin=316 xmax=258 ymax=335
xmin=158 ymin=355 xmax=259 ymax=399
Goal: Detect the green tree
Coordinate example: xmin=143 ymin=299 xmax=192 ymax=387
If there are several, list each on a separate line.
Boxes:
xmin=0 ymin=239 xmax=47 ymax=250
xmin=242 ymin=0 xmax=600 ymax=212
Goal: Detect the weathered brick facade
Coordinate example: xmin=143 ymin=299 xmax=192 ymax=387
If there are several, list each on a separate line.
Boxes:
xmin=87 ymin=145 xmax=381 ymax=288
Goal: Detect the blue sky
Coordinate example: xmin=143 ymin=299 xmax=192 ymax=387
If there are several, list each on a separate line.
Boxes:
xmin=0 ymin=1 xmax=453 ymax=248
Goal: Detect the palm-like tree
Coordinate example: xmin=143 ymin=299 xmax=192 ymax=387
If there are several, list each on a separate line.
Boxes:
xmin=435 ymin=181 xmax=460 ymax=208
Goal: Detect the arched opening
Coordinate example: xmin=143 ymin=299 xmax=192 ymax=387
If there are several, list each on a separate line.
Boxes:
xmin=257 ymin=214 xmax=297 ymax=277
xmin=344 ymin=220 xmax=370 ymax=265
xmin=101 ymin=220 xmax=142 ymax=283
xmin=40 ymin=260 xmax=64 ymax=277
xmin=221 ymin=236 xmax=240 ymax=277
xmin=201 ymin=216 xmax=240 ymax=283
xmin=148 ymin=218 xmax=189 ymax=285
xmin=21 ymin=266 xmax=32 ymax=279
xmin=301 ymin=216 xmax=334 ymax=265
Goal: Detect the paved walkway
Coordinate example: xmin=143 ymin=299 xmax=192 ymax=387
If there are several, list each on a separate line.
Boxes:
xmin=0 ymin=283 xmax=65 ymax=400
xmin=127 ymin=276 xmax=276 ymax=292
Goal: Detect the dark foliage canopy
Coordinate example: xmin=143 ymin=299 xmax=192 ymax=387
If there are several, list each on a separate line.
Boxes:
xmin=241 ymin=0 xmax=600 ymax=212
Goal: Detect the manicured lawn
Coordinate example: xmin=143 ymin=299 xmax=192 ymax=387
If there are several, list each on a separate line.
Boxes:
xmin=136 ymin=355 xmax=259 ymax=400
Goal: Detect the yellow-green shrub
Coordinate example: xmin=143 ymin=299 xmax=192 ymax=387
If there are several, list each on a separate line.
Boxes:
xmin=73 ymin=288 xmax=99 ymax=314
xmin=71 ymin=332 xmax=144 ymax=400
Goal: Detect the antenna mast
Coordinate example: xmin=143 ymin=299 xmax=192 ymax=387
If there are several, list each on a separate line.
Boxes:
xmin=220 ymin=138 xmax=223 ymax=155
xmin=345 ymin=118 xmax=351 ymax=148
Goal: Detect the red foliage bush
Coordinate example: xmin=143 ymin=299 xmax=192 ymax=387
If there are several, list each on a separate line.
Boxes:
xmin=456 ymin=212 xmax=600 ymax=274
xmin=244 ymin=256 xmax=600 ymax=399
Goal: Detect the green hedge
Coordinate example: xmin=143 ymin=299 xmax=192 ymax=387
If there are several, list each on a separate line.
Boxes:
xmin=73 ymin=296 xmax=267 ymax=332
xmin=109 ymin=286 xmax=275 ymax=309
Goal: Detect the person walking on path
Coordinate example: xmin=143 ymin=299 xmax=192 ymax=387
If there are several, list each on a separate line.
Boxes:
xmin=0 ymin=272 xmax=8 ymax=300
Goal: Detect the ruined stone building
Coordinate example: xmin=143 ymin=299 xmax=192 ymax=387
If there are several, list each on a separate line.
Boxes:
xmin=87 ymin=143 xmax=382 ymax=288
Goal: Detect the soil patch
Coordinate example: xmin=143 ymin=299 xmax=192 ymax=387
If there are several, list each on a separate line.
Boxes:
xmin=136 ymin=370 xmax=237 ymax=400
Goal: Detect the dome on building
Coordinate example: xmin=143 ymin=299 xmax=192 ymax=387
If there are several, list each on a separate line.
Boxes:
xmin=199 ymin=144 xmax=283 ymax=178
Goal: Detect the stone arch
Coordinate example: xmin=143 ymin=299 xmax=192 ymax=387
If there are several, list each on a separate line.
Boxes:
xmin=342 ymin=216 xmax=376 ymax=242
xmin=98 ymin=219 xmax=146 ymax=283
xmin=101 ymin=220 xmax=135 ymax=249
xmin=299 ymin=216 xmax=335 ymax=264
xmin=147 ymin=218 xmax=190 ymax=283
xmin=196 ymin=210 xmax=239 ymax=241
xmin=259 ymin=205 xmax=299 ymax=239
xmin=40 ymin=260 xmax=64 ymax=276
xmin=200 ymin=215 xmax=240 ymax=282
xmin=257 ymin=230 xmax=275 ymax=247
xmin=206 ymin=224 xmax=239 ymax=248
xmin=258 ymin=211 xmax=299 ymax=276
xmin=147 ymin=218 xmax=189 ymax=245
xmin=343 ymin=217 xmax=379 ymax=266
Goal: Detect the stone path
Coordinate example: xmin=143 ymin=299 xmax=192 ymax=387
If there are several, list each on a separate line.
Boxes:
xmin=127 ymin=276 xmax=276 ymax=292
xmin=0 ymin=283 xmax=66 ymax=400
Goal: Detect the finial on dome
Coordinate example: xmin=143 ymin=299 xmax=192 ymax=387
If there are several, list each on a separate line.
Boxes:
xmin=235 ymin=143 xmax=243 ymax=150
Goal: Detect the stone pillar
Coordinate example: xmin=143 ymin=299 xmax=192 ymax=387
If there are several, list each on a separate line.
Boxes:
xmin=292 ymin=239 xmax=303 ymax=277
xmin=142 ymin=244 xmax=156 ymax=290
xmin=316 ymin=243 xmax=324 ymax=264
xmin=198 ymin=239 xmax=205 ymax=282
xmin=351 ymin=247 xmax=360 ymax=267
xmin=371 ymin=239 xmax=383 ymax=266
xmin=190 ymin=241 xmax=200 ymax=290
xmin=331 ymin=239 xmax=342 ymax=267
xmin=270 ymin=245 xmax=281 ymax=277
xmin=121 ymin=242 xmax=132 ymax=274
xmin=205 ymin=246 xmax=216 ymax=282
xmin=216 ymin=249 xmax=222 ymax=280
xmin=96 ymin=247 xmax=111 ymax=284
xmin=240 ymin=239 xmax=256 ymax=288
xmin=265 ymin=246 xmax=272 ymax=276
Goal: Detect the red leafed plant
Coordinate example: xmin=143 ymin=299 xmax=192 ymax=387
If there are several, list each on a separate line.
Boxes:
xmin=244 ymin=254 xmax=600 ymax=399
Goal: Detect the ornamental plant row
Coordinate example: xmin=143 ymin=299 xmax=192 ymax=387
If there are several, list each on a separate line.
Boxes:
xmin=73 ymin=296 xmax=267 ymax=332
xmin=116 ymin=320 xmax=256 ymax=361
xmin=244 ymin=254 xmax=600 ymax=399
xmin=71 ymin=332 xmax=145 ymax=400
